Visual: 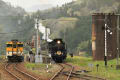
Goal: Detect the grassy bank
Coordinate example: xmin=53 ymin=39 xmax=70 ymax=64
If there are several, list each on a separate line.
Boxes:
xmin=25 ymin=62 xmax=47 ymax=69
xmin=65 ymin=56 xmax=120 ymax=80
xmin=24 ymin=62 xmax=60 ymax=79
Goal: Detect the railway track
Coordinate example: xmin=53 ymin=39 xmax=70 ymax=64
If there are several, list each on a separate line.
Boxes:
xmin=50 ymin=63 xmax=74 ymax=80
xmin=5 ymin=63 xmax=38 ymax=80
xmin=50 ymin=63 xmax=106 ymax=80
xmin=63 ymin=71 xmax=106 ymax=80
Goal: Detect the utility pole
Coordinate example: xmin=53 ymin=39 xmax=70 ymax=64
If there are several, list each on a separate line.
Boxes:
xmin=36 ymin=19 xmax=39 ymax=56
xmin=117 ymin=15 xmax=119 ymax=65
xmin=116 ymin=15 xmax=120 ymax=69
xmin=64 ymin=29 xmax=66 ymax=43
xmin=45 ymin=26 xmax=48 ymax=55
xmin=35 ymin=18 xmax=40 ymax=63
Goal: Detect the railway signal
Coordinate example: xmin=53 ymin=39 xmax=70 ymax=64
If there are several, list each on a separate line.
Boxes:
xmin=104 ymin=15 xmax=113 ymax=67
xmin=92 ymin=13 xmax=119 ymax=67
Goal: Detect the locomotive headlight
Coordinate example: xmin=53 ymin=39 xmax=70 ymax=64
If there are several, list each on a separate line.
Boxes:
xmin=56 ymin=51 xmax=63 ymax=55
xmin=57 ymin=41 xmax=61 ymax=44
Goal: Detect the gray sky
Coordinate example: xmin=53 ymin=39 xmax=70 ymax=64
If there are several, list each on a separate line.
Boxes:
xmin=4 ymin=0 xmax=73 ymax=12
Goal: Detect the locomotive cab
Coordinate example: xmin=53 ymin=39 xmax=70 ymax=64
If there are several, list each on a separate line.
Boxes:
xmin=6 ymin=40 xmax=24 ymax=62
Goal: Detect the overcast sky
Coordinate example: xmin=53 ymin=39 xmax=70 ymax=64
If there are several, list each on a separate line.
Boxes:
xmin=3 ymin=0 xmax=73 ymax=12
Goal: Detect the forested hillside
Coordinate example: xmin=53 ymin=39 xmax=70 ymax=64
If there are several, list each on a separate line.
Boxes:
xmin=34 ymin=0 xmax=120 ymax=19
xmin=0 ymin=0 xmax=35 ymax=54
xmin=0 ymin=0 xmax=120 ymax=55
xmin=34 ymin=0 xmax=120 ymax=55
xmin=0 ymin=0 xmax=25 ymax=16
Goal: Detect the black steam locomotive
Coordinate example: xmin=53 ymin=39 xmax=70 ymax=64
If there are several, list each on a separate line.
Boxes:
xmin=48 ymin=39 xmax=67 ymax=63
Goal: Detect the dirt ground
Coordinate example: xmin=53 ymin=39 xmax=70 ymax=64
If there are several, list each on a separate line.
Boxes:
xmin=0 ymin=61 xmax=48 ymax=80
xmin=0 ymin=60 xmax=90 ymax=80
xmin=0 ymin=62 xmax=16 ymax=80
xmin=25 ymin=62 xmax=86 ymax=80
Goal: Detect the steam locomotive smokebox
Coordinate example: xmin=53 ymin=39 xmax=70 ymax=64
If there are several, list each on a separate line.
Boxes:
xmin=92 ymin=13 xmax=119 ymax=60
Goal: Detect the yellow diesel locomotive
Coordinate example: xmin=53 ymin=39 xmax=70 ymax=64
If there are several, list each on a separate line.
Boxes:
xmin=6 ymin=40 xmax=24 ymax=62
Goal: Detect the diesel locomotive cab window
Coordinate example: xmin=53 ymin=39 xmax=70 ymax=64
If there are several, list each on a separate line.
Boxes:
xmin=13 ymin=44 xmax=16 ymax=48
xmin=18 ymin=44 xmax=23 ymax=47
xmin=7 ymin=44 xmax=12 ymax=47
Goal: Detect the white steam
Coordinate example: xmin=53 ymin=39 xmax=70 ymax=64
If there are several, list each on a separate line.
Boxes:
xmin=35 ymin=22 xmax=52 ymax=42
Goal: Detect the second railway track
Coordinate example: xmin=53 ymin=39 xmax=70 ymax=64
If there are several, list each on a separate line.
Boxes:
xmin=50 ymin=63 xmax=106 ymax=80
xmin=63 ymin=71 xmax=106 ymax=80
xmin=5 ymin=63 xmax=38 ymax=80
xmin=50 ymin=63 xmax=74 ymax=80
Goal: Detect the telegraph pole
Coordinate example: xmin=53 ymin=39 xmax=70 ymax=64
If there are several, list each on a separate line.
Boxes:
xmin=45 ymin=26 xmax=48 ymax=55
xmin=117 ymin=15 xmax=119 ymax=65
xmin=116 ymin=15 xmax=120 ymax=69
xmin=35 ymin=18 xmax=40 ymax=63
xmin=36 ymin=19 xmax=39 ymax=56
xmin=64 ymin=29 xmax=66 ymax=43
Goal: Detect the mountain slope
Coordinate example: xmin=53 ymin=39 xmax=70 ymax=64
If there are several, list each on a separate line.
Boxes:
xmin=34 ymin=0 xmax=120 ymax=54
xmin=0 ymin=0 xmax=35 ymax=54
